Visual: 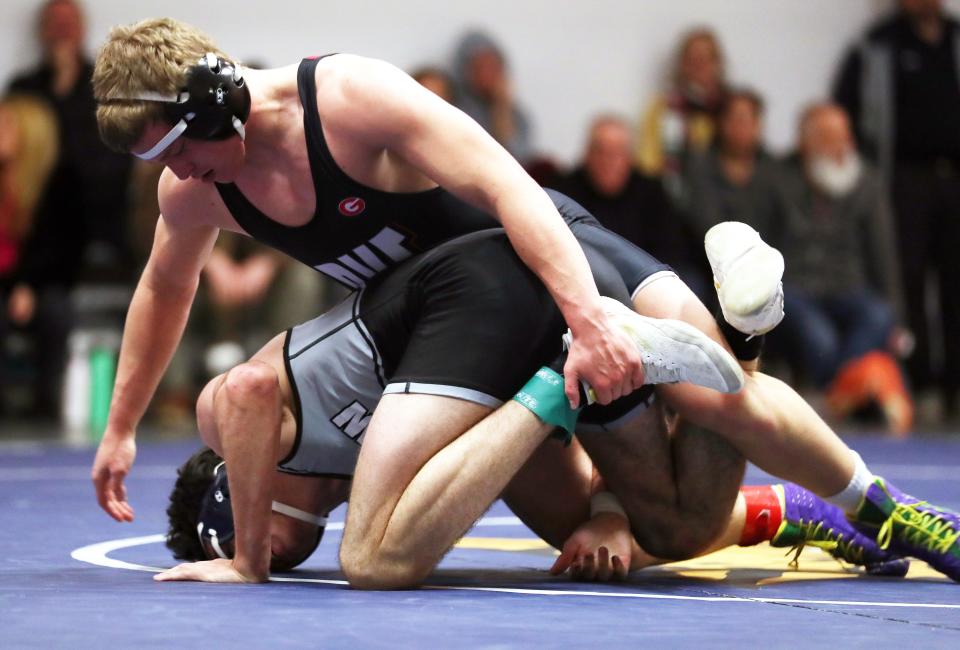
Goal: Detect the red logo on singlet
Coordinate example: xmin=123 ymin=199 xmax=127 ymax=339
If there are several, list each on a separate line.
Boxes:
xmin=338 ymin=197 xmax=366 ymax=216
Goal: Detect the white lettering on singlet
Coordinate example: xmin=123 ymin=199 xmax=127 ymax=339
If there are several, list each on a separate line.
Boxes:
xmin=331 ymin=401 xmax=373 ymax=442
xmin=314 ymin=227 xmax=413 ymax=289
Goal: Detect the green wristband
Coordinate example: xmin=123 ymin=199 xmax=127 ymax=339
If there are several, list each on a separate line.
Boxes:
xmin=512 ymin=367 xmax=581 ymax=438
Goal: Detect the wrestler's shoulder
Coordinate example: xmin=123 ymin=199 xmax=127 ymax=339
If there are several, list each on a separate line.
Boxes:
xmin=314 ymin=53 xmax=409 ymax=98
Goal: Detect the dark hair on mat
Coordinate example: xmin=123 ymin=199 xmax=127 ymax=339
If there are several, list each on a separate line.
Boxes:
xmin=166 ymin=446 xmax=222 ymax=561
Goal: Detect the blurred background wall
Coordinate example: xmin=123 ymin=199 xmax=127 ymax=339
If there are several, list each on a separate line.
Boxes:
xmin=2 ymin=0 xmax=945 ymax=162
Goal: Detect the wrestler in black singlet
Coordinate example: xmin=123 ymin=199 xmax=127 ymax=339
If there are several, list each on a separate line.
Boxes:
xmin=279 ymin=229 xmax=653 ymax=477
xmin=214 ymin=56 xmax=669 ymax=295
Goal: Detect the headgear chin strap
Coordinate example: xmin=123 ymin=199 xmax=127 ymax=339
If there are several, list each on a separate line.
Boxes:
xmin=119 ymin=53 xmax=251 ymax=161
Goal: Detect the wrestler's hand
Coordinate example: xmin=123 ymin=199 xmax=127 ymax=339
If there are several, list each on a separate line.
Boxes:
xmin=154 ymin=558 xmax=266 ymax=584
xmin=549 ymin=512 xmax=634 ymax=582
xmin=91 ymin=431 xmax=137 ymax=522
xmin=564 ymin=311 xmax=643 ymax=407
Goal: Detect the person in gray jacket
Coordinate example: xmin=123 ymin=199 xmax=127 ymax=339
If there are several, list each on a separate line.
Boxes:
xmin=452 ymin=30 xmax=533 ymax=165
xmin=681 ymin=89 xmax=784 ymax=244
xmin=774 ymin=103 xmax=912 ymax=433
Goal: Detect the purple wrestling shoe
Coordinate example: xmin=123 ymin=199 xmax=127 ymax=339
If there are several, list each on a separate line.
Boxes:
xmin=771 ymin=483 xmax=910 ymax=576
xmin=854 ymin=477 xmax=960 ymax=582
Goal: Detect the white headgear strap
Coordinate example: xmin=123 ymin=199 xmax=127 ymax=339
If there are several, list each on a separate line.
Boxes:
xmin=123 ymin=81 xmax=245 ymax=161
xmin=133 ymin=118 xmax=191 ymax=161
xmin=271 ymin=501 xmax=328 ymax=527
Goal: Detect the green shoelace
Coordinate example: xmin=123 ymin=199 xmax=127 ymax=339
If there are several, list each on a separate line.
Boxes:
xmin=783 ymin=519 xmax=865 ymax=568
xmin=876 ymin=502 xmax=960 ymax=555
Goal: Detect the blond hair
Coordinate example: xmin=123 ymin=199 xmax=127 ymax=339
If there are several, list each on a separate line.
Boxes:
xmin=0 ymin=94 xmax=59 ymax=238
xmin=673 ymin=27 xmax=726 ymax=88
xmin=93 ymin=17 xmax=231 ymax=153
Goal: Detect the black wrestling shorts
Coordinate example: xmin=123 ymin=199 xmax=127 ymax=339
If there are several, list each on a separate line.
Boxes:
xmin=362 ymin=227 xmax=661 ymax=425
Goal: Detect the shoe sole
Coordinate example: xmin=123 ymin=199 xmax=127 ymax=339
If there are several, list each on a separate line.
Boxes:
xmin=717 ymin=246 xmax=784 ymax=317
xmin=704 ymin=221 xmax=761 ymax=269
xmin=602 ymin=298 xmax=745 ymax=393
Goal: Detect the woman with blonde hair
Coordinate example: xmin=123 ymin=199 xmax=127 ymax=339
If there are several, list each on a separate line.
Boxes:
xmin=0 ymin=93 xmax=73 ymax=419
xmin=0 ymin=94 xmax=59 ymax=277
xmin=636 ymin=27 xmax=729 ymax=197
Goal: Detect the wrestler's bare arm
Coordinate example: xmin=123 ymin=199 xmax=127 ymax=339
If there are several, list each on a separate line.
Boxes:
xmin=156 ymin=334 xmax=298 ymax=583
xmin=91 ymin=172 xmax=220 ymax=521
xmin=319 ymin=55 xmax=642 ymax=406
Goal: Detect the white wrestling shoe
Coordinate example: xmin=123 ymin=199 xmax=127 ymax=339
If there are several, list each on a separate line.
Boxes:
xmin=704 ymin=221 xmax=785 ymax=336
xmin=566 ymin=297 xmax=745 ymax=395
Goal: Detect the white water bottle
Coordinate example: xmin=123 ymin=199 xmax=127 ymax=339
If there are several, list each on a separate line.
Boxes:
xmin=62 ymin=331 xmax=92 ymax=446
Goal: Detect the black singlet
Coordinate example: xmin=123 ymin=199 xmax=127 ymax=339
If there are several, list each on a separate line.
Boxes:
xmin=215 ymin=56 xmax=595 ymax=289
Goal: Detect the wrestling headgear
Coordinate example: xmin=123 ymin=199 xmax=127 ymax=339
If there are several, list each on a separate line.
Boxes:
xmin=116 ymin=53 xmax=251 ymax=160
xmin=197 ymin=461 xmax=328 ymax=565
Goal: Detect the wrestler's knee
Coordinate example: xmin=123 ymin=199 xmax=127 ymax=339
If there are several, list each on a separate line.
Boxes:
xmin=733 ymin=372 xmax=786 ymax=433
xmin=340 ymin=545 xmax=427 ymax=590
xmin=680 ymin=375 xmax=781 ymax=440
xmin=221 ymin=360 xmax=280 ymax=404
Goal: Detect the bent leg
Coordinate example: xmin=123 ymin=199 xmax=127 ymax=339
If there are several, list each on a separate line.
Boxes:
xmin=500 ymin=438 xmax=593 ymax=549
xmin=341 ymin=394 xmax=553 ymax=589
xmin=632 ymin=275 xmax=856 ymax=497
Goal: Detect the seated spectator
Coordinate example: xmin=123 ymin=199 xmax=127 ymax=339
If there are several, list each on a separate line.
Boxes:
xmin=453 ymin=30 xmax=533 ymax=164
xmin=411 ymin=66 xmax=455 ymax=104
xmin=556 ymin=114 xmax=707 ymax=299
xmin=682 ymin=88 xmax=783 ymax=240
xmin=774 ymin=103 xmax=912 ymax=435
xmin=0 ymin=93 xmax=78 ymax=419
xmin=636 ymin=27 xmax=730 ymax=197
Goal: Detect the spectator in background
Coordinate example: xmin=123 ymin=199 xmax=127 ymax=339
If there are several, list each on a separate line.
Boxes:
xmin=0 ymin=94 xmax=81 ymax=418
xmin=636 ymin=27 xmax=729 ymax=198
xmin=556 ymin=114 xmax=707 ymax=300
xmin=0 ymin=96 xmax=58 ymax=277
xmin=834 ymin=0 xmax=960 ymax=417
xmin=411 ymin=66 xmax=455 ymax=104
xmin=453 ymin=30 xmax=533 ymax=164
xmin=8 ymin=0 xmax=133 ymax=280
xmin=775 ymin=103 xmax=912 ymax=435
xmin=682 ymin=89 xmax=783 ymax=241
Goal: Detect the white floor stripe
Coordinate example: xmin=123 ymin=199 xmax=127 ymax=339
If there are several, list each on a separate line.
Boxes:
xmin=70 ymin=530 xmax=960 ymax=610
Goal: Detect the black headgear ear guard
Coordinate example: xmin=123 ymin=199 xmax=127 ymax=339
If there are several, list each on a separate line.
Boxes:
xmin=197 ymin=461 xmax=236 ymax=560
xmin=172 ymin=53 xmax=251 ymax=141
xmin=196 ymin=460 xmax=329 ymax=565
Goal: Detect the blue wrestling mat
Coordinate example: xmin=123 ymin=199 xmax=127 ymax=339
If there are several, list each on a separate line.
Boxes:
xmin=1 ymin=434 xmax=958 ymax=648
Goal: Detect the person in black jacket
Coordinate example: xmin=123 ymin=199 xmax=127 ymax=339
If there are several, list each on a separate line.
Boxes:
xmin=7 ymin=0 xmax=133 ymax=281
xmin=833 ymin=0 xmax=960 ymax=415
xmin=556 ymin=115 xmax=708 ymax=302
xmin=0 ymin=93 xmax=83 ymax=418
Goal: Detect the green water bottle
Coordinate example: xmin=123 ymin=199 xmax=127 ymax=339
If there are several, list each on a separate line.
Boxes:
xmin=88 ymin=345 xmax=117 ymax=442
